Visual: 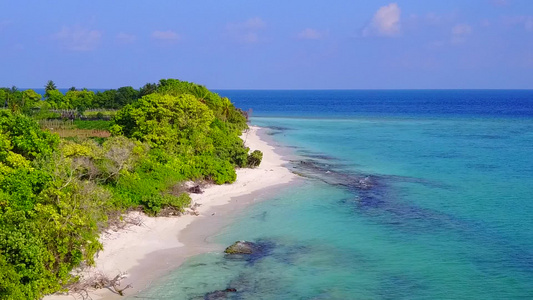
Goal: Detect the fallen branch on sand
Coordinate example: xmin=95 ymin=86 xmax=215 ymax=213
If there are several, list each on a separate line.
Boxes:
xmin=64 ymin=271 xmax=132 ymax=299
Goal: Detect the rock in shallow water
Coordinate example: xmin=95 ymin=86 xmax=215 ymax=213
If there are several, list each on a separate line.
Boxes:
xmin=204 ymin=288 xmax=237 ymax=300
xmin=224 ymin=241 xmax=256 ymax=254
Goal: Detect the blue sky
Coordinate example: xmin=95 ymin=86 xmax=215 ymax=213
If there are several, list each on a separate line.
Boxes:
xmin=1 ymin=0 xmax=532 ymax=89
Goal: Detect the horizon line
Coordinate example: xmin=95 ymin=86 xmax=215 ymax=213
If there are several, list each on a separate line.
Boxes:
xmin=18 ymin=87 xmax=533 ymax=91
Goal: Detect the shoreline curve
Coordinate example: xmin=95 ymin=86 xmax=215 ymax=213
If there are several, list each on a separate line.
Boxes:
xmin=44 ymin=125 xmax=297 ymax=300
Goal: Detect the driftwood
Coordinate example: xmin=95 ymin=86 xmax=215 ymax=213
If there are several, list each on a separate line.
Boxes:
xmin=65 ymin=271 xmax=132 ymax=299
xmin=188 ymin=202 xmax=201 ymax=216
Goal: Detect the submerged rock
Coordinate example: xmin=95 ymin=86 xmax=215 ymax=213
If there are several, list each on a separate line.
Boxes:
xmin=204 ymin=288 xmax=237 ymax=299
xmin=224 ymin=241 xmax=256 ymax=254
xmin=357 ymin=176 xmax=373 ymax=189
xmin=224 ymin=240 xmax=276 ymax=265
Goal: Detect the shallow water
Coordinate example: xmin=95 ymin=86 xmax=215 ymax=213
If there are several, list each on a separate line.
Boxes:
xmin=135 ymin=91 xmax=533 ymax=299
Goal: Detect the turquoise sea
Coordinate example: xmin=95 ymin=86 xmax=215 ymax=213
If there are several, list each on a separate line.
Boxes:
xmin=135 ymin=90 xmax=533 ymax=299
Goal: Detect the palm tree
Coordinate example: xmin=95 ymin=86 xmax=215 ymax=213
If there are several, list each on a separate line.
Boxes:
xmin=139 ymin=83 xmax=157 ymax=97
xmin=221 ymin=97 xmax=232 ymax=121
xmin=44 ymin=80 xmax=57 ymax=98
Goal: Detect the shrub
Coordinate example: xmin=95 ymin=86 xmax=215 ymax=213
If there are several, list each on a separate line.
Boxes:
xmin=247 ymin=150 xmax=263 ymax=168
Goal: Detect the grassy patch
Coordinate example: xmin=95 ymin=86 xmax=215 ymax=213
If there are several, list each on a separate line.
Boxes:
xmin=47 ymin=128 xmax=111 ymax=138
xmin=74 ymin=120 xmax=111 ymax=130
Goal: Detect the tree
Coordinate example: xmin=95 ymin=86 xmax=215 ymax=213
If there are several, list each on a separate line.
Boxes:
xmin=6 ymin=87 xmax=22 ymax=113
xmin=14 ymin=89 xmax=42 ymax=114
xmin=115 ymin=86 xmax=139 ymax=108
xmin=0 ymin=88 xmax=9 ymax=108
xmin=94 ymin=89 xmax=117 ymax=109
xmin=65 ymin=90 xmax=95 ymax=111
xmin=44 ymin=80 xmax=57 ymax=98
xmin=44 ymin=89 xmax=65 ymax=109
xmin=0 ymin=110 xmax=59 ymax=160
xmin=139 ymin=83 xmax=157 ymax=97
xmin=111 ymin=93 xmax=214 ymax=150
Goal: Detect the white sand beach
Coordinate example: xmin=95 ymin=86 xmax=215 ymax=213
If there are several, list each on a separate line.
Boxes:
xmin=45 ymin=126 xmax=297 ymax=300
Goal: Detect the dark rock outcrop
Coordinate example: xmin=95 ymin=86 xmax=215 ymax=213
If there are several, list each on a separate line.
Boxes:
xmin=224 ymin=240 xmax=276 ymax=265
xmin=188 ymin=185 xmax=203 ymax=194
xmin=224 ymin=241 xmax=255 ymax=254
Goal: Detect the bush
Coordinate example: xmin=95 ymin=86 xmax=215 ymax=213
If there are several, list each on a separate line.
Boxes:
xmin=111 ymin=93 xmax=214 ymax=150
xmin=247 ymin=150 xmax=263 ymax=168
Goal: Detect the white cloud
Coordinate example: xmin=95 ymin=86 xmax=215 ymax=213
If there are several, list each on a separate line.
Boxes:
xmin=515 ymin=16 xmax=533 ymax=31
xmin=243 ymin=17 xmax=266 ymax=30
xmin=51 ymin=26 xmax=102 ymax=51
xmin=501 ymin=15 xmax=533 ymax=31
xmin=362 ymin=3 xmax=401 ymax=37
xmin=116 ymin=32 xmax=136 ymax=44
xmin=408 ymin=12 xmax=459 ymax=28
xmin=151 ymin=30 xmax=180 ymax=41
xmin=227 ymin=17 xmax=266 ymax=31
xmin=452 ymin=24 xmax=473 ymax=35
xmin=225 ymin=17 xmax=267 ymax=44
xmin=492 ymin=0 xmax=510 ymax=7
xmin=427 ymin=23 xmax=473 ymax=48
xmin=451 ymin=23 xmax=473 ymax=44
xmin=297 ymin=28 xmax=327 ymax=40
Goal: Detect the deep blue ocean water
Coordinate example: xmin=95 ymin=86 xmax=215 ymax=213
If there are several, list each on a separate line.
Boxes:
xmin=135 ymin=90 xmax=533 ymax=299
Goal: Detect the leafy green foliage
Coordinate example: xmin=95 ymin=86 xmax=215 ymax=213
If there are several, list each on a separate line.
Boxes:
xmin=64 ymin=89 xmax=95 ymax=112
xmin=139 ymin=83 xmax=157 ymax=97
xmin=0 ymin=112 xmax=105 ymax=299
xmin=111 ymin=80 xmax=250 ymax=184
xmin=156 ymin=79 xmax=247 ymax=130
xmin=82 ymin=110 xmax=117 ymax=120
xmin=247 ymin=150 xmax=263 ymax=168
xmin=111 ymin=153 xmax=189 ymax=214
xmin=0 ymin=110 xmax=59 ymax=160
xmin=93 ymin=90 xmax=118 ymax=109
xmin=0 ymin=79 xmax=254 ymax=298
xmin=92 ymin=87 xmax=139 ymax=109
xmin=0 ymin=87 xmax=41 ymax=114
xmin=45 ymin=89 xmax=67 ymax=109
xmin=44 ymin=80 xmax=57 ymax=95
xmin=115 ymin=86 xmax=139 ymax=107
xmin=112 ymin=93 xmax=214 ymax=149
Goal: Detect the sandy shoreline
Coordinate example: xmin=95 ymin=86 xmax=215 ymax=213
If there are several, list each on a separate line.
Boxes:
xmin=45 ymin=126 xmax=297 ymax=300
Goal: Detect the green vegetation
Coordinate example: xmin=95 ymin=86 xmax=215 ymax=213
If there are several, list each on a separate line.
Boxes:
xmin=247 ymin=150 xmax=263 ymax=168
xmin=82 ymin=110 xmax=117 ymax=120
xmin=0 ymin=79 xmax=261 ymax=299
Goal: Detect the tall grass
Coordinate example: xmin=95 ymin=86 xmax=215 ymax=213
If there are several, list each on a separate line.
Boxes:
xmin=39 ymin=119 xmax=110 ymax=138
xmin=38 ymin=119 xmax=74 ymax=130
xmin=74 ymin=120 xmax=111 ymax=130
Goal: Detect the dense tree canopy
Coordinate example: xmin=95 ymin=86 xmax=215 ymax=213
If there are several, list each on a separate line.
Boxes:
xmin=112 ymin=93 xmax=214 ymax=149
xmin=0 ymin=79 xmax=260 ymax=299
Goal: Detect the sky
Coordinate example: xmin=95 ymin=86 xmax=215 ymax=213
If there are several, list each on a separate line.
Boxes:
xmin=0 ymin=0 xmax=532 ymax=89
